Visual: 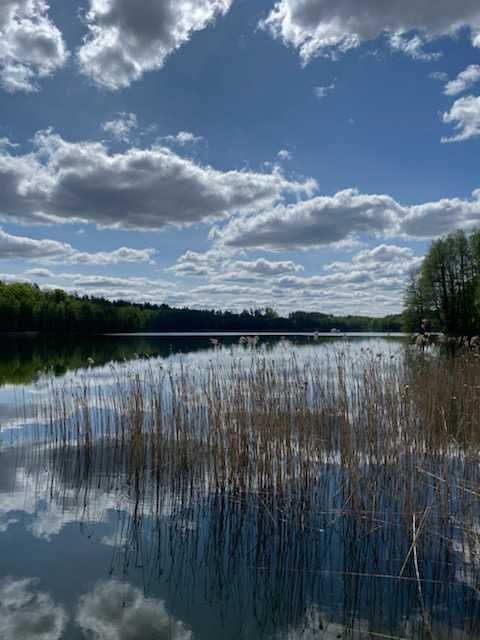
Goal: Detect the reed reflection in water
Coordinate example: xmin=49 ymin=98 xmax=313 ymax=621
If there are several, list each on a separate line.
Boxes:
xmin=5 ymin=344 xmax=480 ymax=639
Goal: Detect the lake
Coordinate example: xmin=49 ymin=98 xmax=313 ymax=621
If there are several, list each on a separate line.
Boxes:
xmin=0 ymin=333 xmax=479 ymax=640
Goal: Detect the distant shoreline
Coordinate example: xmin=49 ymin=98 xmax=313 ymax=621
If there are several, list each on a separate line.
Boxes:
xmin=104 ymin=331 xmax=409 ymax=337
xmin=0 ymin=331 xmax=409 ymax=338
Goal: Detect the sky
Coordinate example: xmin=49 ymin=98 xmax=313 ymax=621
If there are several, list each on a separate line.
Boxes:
xmin=1 ymin=0 xmax=480 ymax=317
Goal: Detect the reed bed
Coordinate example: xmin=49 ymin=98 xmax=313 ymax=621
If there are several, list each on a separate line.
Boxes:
xmin=12 ymin=344 xmax=480 ymax=638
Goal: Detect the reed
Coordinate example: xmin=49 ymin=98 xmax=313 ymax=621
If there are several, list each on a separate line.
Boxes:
xmin=12 ymin=344 xmax=480 ymax=638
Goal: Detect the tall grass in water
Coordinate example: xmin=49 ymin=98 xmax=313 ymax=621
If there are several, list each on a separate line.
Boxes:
xmin=16 ymin=345 xmax=480 ymax=638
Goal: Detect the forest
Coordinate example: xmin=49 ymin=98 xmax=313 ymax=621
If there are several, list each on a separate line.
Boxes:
xmin=0 ymin=280 xmax=402 ymax=334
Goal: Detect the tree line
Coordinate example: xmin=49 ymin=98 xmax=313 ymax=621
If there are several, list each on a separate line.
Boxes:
xmin=404 ymin=229 xmax=480 ymax=336
xmin=0 ymin=281 xmax=402 ymax=334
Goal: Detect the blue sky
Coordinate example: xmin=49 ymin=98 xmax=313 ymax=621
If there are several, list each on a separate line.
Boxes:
xmin=1 ymin=0 xmax=480 ymax=316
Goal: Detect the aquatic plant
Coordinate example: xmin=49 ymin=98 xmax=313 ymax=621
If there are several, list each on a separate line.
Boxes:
xmin=11 ymin=345 xmax=480 ymax=638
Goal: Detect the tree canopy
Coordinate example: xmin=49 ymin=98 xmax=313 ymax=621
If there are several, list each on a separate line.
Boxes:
xmin=404 ymin=229 xmax=480 ymax=336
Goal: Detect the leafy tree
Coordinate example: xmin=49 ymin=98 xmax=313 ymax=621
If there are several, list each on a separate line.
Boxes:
xmin=404 ymin=229 xmax=480 ymax=335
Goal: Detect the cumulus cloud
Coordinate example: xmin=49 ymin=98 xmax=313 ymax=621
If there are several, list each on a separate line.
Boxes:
xmin=324 ymin=244 xmax=422 ymax=275
xmin=0 ymin=130 xmax=315 ymax=230
xmin=0 ymin=228 xmax=155 ymax=265
xmin=170 ymin=251 xmax=304 ymax=280
xmin=275 ymin=271 xmax=378 ymax=289
xmin=442 ymin=95 xmax=480 ymax=142
xmin=205 ymin=258 xmax=305 ymax=284
xmin=216 ymin=188 xmax=480 ymax=250
xmin=260 ymin=0 xmax=480 ymax=64
xmin=216 ymin=189 xmax=401 ymax=249
xmin=0 ymin=577 xmax=67 ymax=640
xmin=77 ymin=0 xmax=233 ymax=90
xmin=76 ymin=580 xmax=192 ymax=640
xmin=68 ymin=246 xmax=156 ymax=266
xmin=0 ymin=228 xmax=73 ymax=260
xmin=102 ymin=112 xmax=138 ymax=143
xmin=169 ymin=262 xmax=210 ymax=277
xmin=444 ymin=64 xmax=480 ymax=96
xmin=354 ymin=244 xmax=414 ymax=264
xmin=169 ymin=248 xmax=233 ymax=277
xmin=229 ymin=258 xmax=304 ymax=276
xmin=0 ymin=0 xmax=68 ymax=92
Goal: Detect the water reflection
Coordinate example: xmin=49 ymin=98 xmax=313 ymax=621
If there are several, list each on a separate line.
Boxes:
xmin=0 ymin=575 xmax=192 ymax=640
xmin=0 ymin=577 xmax=67 ymax=640
xmin=2 ymin=335 xmax=480 ymax=639
xmin=1 ymin=434 xmax=479 ymax=639
xmin=76 ymin=581 xmax=192 ymax=640
xmin=0 ymin=334 xmax=405 ymax=439
xmin=0 ymin=333 xmax=403 ymax=387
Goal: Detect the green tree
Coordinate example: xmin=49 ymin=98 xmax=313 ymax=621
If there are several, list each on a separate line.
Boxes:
xmin=404 ymin=229 xmax=480 ymax=335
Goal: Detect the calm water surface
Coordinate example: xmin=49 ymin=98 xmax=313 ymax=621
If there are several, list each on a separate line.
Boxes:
xmin=0 ymin=333 xmax=477 ymax=639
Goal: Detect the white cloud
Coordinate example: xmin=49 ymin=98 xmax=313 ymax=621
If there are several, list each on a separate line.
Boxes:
xmin=170 ymin=250 xmax=304 ymax=280
xmin=0 ymin=272 xmax=31 ymax=283
xmin=0 ymin=130 xmax=316 ymax=230
xmin=191 ymin=283 xmax=262 ymax=297
xmin=0 ymin=228 xmax=155 ymax=265
xmin=169 ymin=261 xmax=210 ymax=277
xmin=76 ymin=580 xmax=192 ymax=640
xmin=389 ymin=31 xmax=440 ymax=61
xmin=77 ymin=0 xmax=233 ymax=90
xmin=0 ymin=228 xmax=72 ymax=260
xmin=350 ymin=243 xmax=416 ymax=265
xmin=277 ymin=149 xmax=292 ymax=161
xmin=206 ymin=257 xmax=305 ymax=284
xmin=216 ymin=189 xmax=401 ymax=249
xmin=159 ymin=131 xmax=204 ymax=147
xmin=58 ymin=273 xmax=173 ymax=290
xmin=442 ymin=95 xmax=480 ymax=142
xmin=313 ymin=83 xmax=335 ymax=100
xmin=102 ymin=112 xmax=138 ymax=143
xmin=324 ymin=244 xmax=422 ymax=274
xmin=67 ymin=246 xmax=156 ymax=266
xmin=169 ymin=248 xmax=234 ymax=277
xmin=429 ymin=71 xmax=448 ymax=81
xmin=24 ymin=267 xmax=53 ymax=278
xmin=216 ymin=188 xmax=480 ymax=250
xmin=0 ymin=0 xmax=68 ymax=92
xmin=0 ymin=137 xmax=19 ymax=149
xmin=0 ymin=577 xmax=67 ymax=640
xmin=273 ymin=244 xmax=416 ymax=313
xmin=276 ymin=271 xmax=377 ymax=289
xmin=229 ymin=258 xmax=304 ymax=276
xmin=261 ymin=0 xmax=480 ymax=64
xmin=444 ymin=64 xmax=480 ymax=96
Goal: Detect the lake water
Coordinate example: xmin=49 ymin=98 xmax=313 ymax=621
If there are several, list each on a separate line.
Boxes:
xmin=0 ymin=333 xmax=478 ymax=640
